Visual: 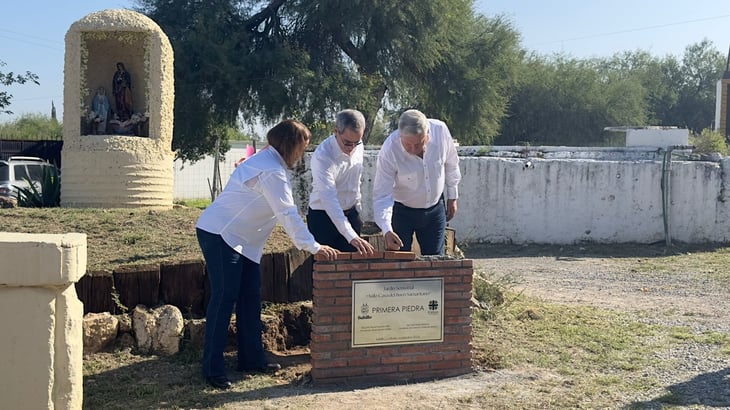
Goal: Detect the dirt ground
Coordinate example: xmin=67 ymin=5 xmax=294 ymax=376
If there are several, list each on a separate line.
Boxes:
xmin=218 ymin=243 xmax=730 ymax=409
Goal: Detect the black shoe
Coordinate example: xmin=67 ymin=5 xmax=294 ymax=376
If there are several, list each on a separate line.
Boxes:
xmin=237 ymin=363 xmax=281 ymax=373
xmin=206 ymin=376 xmax=232 ymax=390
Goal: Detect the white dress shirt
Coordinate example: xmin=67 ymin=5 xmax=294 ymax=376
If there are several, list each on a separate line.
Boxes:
xmin=373 ymin=118 xmax=461 ymax=234
xmin=196 ymin=146 xmax=321 ymax=263
xmin=308 ymin=134 xmax=363 ymax=242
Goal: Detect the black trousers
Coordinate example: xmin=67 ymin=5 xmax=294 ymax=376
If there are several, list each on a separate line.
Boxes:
xmin=306 ymin=207 xmax=362 ymax=252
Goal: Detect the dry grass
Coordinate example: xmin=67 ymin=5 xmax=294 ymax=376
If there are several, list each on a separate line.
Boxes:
xmin=0 ymin=206 xmax=295 ymax=271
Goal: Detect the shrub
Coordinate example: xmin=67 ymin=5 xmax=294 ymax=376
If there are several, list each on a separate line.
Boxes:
xmin=17 ymin=165 xmax=60 ymax=207
xmin=690 ymin=128 xmax=729 ymax=156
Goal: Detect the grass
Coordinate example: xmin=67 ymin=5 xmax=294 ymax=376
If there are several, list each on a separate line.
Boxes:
xmin=3 ymin=207 xmax=730 ymax=407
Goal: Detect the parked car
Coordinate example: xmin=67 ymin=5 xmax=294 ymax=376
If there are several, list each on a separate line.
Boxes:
xmin=0 ymin=156 xmax=59 ymax=198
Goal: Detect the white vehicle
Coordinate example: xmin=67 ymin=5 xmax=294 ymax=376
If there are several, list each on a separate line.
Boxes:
xmin=0 ymin=156 xmax=58 ymax=198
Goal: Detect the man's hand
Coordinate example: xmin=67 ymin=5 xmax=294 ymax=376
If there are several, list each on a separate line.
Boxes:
xmin=350 ymin=237 xmax=375 ymax=255
xmin=384 ymin=231 xmax=404 ymax=251
xmin=446 ymin=199 xmax=458 ymax=222
xmin=315 ymin=245 xmax=339 ymax=260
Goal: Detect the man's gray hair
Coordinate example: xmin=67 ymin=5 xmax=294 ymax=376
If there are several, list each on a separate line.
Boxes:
xmin=398 ymin=109 xmax=429 ymax=137
xmin=335 ymin=109 xmax=366 ymax=134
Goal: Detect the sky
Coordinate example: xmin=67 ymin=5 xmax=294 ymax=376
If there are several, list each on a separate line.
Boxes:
xmin=1 ymin=0 xmax=729 ymax=123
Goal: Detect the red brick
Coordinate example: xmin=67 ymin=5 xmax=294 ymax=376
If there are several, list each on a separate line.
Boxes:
xmin=364 ymin=347 xmax=398 ymax=357
xmin=332 ymin=332 xmax=353 ymax=341
xmin=351 ymin=251 xmax=385 ymax=260
xmin=334 ymin=280 xmax=355 ymax=288
xmin=384 ymin=251 xmax=416 ymax=260
xmin=311 ymin=324 xmax=350 ymax=333
xmin=311 ymin=366 xmax=366 ymax=379
xmin=348 ymin=357 xmax=380 ymax=367
xmin=314 ymin=305 xmax=351 ymax=316
xmin=311 ymin=358 xmax=349 ymax=368
xmin=461 ymin=259 xmax=473 ymax=268
xmin=430 ymin=360 xmax=462 ymax=370
xmin=405 ymin=261 xmax=434 ymax=268
xmin=412 ymin=269 xmax=443 ymax=278
xmin=398 ymin=362 xmax=430 ymax=372
xmin=448 ymin=283 xmax=473 ymax=292
xmin=313 ymin=271 xmax=352 ymax=280
xmin=313 ymin=263 xmax=337 ymax=272
xmin=350 ymin=271 xmax=384 ymax=280
xmin=312 ymin=296 xmax=336 ymax=306
xmin=336 ymin=262 xmax=369 ymax=271
xmin=383 ymin=270 xmax=416 ymax=278
xmin=314 ymin=287 xmax=351 ymax=297
xmin=430 ymin=260 xmax=464 ymax=268
xmin=365 ymin=365 xmax=399 ymax=374
xmin=366 ymin=261 xmax=397 ymax=270
xmin=333 ymin=296 xmax=352 ymax=305
xmin=445 ymin=316 xmax=471 ymax=325
xmin=312 ymin=278 xmax=336 ymax=289
xmin=312 ymin=315 xmax=334 ymax=324
xmin=310 ymin=352 xmax=331 ymax=360
xmin=310 ymin=340 xmax=350 ymax=352
xmin=311 ymin=333 xmax=331 ymax=343
xmin=333 ymin=315 xmax=352 ymax=324
xmin=381 ymin=355 xmax=418 ymax=364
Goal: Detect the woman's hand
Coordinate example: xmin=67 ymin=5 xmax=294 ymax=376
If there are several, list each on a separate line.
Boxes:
xmin=316 ymin=245 xmax=340 ymax=260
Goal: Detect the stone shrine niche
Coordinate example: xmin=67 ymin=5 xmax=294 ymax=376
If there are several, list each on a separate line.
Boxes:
xmin=81 ymin=31 xmax=149 ymax=137
xmin=62 ymin=9 xmax=174 ymax=209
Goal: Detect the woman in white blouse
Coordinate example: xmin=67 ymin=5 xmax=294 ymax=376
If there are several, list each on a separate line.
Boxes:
xmin=196 ymin=119 xmax=338 ymax=390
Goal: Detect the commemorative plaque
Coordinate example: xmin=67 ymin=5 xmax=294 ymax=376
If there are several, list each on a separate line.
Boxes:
xmin=351 ymin=278 xmax=443 ymax=347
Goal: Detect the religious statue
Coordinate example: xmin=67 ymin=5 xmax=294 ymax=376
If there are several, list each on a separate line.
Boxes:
xmin=88 ymin=87 xmax=110 ymax=134
xmin=112 ymin=62 xmax=133 ymax=121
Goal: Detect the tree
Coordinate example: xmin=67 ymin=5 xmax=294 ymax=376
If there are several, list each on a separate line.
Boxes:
xmin=0 ymin=61 xmax=39 ymax=115
xmin=498 ymin=54 xmax=647 ymax=146
xmin=136 ymin=0 xmax=522 ymax=160
xmin=0 ymin=113 xmax=62 ymax=140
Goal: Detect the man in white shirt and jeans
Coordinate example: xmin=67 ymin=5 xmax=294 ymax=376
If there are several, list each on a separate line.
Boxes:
xmin=307 ymin=109 xmax=375 ymax=255
xmin=373 ymin=109 xmax=461 ymax=255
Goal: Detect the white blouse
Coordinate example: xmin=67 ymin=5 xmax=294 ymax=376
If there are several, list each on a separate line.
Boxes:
xmin=196 ymin=146 xmax=321 ymax=263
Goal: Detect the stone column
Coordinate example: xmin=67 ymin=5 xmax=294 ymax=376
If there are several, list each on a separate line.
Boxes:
xmin=0 ymin=233 xmax=87 ymax=410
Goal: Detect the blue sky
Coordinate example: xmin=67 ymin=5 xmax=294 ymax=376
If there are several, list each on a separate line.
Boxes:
xmin=1 ymin=0 xmax=729 ymax=123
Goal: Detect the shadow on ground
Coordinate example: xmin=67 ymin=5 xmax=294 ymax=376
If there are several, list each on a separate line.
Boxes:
xmin=627 ymin=367 xmax=730 ymax=409
xmin=460 ymin=241 xmax=729 ymax=259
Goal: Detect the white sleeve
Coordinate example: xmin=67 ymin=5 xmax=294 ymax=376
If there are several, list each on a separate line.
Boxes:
xmin=310 ymin=152 xmax=358 ymax=242
xmin=442 ymin=125 xmax=461 ymax=200
xmin=373 ymin=143 xmax=397 ymax=234
xmin=259 ymin=170 xmax=321 ymax=254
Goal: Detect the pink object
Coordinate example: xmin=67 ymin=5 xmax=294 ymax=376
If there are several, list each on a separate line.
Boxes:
xmin=234 ymin=144 xmax=256 ymax=168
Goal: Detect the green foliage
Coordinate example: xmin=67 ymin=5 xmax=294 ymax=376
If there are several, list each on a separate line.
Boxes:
xmin=17 ymin=164 xmax=61 ymax=208
xmin=0 ymin=113 xmax=62 ymax=140
xmin=0 ymin=61 xmax=40 ymax=115
xmin=690 ymin=128 xmax=729 ymax=155
xmin=137 ymin=0 xmax=521 ymax=159
xmin=499 ymin=54 xmax=648 ymax=146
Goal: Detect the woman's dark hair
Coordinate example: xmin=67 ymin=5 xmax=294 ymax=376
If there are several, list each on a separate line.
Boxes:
xmin=267 ymin=119 xmax=311 ymax=168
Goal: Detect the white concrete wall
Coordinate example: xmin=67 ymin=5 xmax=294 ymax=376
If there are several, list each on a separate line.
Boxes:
xmin=0 ymin=233 xmax=86 ymax=410
xmin=174 ymin=147 xmax=730 ymax=244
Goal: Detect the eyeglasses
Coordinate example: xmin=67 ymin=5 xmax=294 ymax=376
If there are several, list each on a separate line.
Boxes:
xmin=337 ymin=131 xmax=363 ymax=148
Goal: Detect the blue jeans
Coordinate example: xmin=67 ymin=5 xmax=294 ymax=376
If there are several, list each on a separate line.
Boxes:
xmin=196 ymin=228 xmax=266 ymax=378
xmin=392 ymin=199 xmax=446 ymax=255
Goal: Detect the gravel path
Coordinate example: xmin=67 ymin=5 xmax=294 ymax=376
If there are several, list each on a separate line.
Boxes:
xmin=472 ymin=248 xmax=730 ymax=409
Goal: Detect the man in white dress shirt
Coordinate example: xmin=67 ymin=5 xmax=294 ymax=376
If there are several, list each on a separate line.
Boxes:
xmin=373 ymin=109 xmax=461 ymax=255
xmin=307 ymin=109 xmax=375 ymax=254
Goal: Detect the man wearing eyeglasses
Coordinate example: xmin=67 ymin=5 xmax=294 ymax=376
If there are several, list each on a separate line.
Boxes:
xmin=373 ymin=109 xmax=461 ymax=255
xmin=307 ymin=109 xmax=375 ymax=255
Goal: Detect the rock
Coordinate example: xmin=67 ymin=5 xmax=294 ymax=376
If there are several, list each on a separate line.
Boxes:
xmin=185 ymin=318 xmax=206 ymax=350
xmin=83 ymin=312 xmax=119 ymax=354
xmin=152 ymin=305 xmax=184 ymax=356
xmin=132 ymin=304 xmax=184 ymax=356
